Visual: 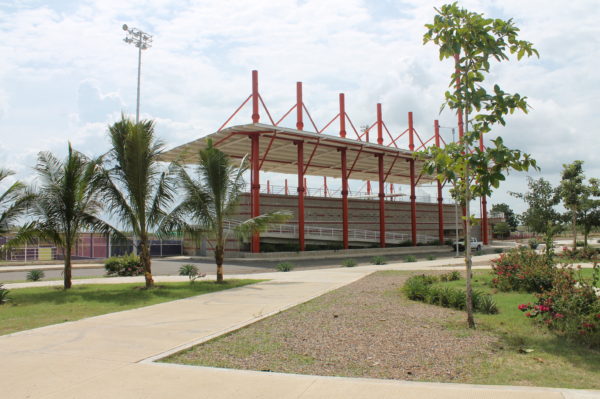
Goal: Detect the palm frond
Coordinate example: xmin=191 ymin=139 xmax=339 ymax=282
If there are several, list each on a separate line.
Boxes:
xmin=234 ymin=211 xmax=293 ymax=240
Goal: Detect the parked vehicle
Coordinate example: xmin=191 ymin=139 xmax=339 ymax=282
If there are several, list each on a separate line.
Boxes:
xmin=453 ymin=237 xmax=483 ymax=252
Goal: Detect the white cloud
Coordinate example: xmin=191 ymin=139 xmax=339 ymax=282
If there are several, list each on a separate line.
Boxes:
xmin=0 ymin=0 xmax=598 ymax=216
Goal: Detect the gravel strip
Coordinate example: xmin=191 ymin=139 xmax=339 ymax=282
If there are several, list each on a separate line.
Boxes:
xmin=166 ymin=271 xmax=497 ymax=381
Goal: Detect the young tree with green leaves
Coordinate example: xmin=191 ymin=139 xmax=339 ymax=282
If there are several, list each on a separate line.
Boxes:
xmin=99 ymin=116 xmax=176 ymax=289
xmin=576 ymin=175 xmax=600 ymax=247
xmin=420 ymin=3 xmax=538 ymax=328
xmin=13 ymin=145 xmax=116 ymax=289
xmin=511 ymin=177 xmax=561 ymax=235
xmin=162 ymin=139 xmax=291 ymax=283
xmin=558 ymin=160 xmax=586 ymax=249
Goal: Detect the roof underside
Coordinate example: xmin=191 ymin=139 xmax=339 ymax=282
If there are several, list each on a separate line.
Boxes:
xmin=160 ymin=123 xmax=434 ymax=185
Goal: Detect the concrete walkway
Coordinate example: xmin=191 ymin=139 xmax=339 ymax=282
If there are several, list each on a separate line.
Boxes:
xmin=3 ymin=261 xmax=599 ymax=398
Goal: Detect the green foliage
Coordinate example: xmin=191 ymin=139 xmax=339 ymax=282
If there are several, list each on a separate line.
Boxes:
xmin=491 ymin=248 xmax=555 ymax=293
xmin=371 ymin=256 xmax=387 ymax=265
xmin=404 ymin=255 xmax=417 ymax=263
xmin=577 ymin=241 xmax=586 ymax=247
xmin=341 ymin=259 xmax=357 ymax=268
xmin=0 ymin=168 xmax=34 ymax=237
xmin=511 ymin=177 xmax=562 ymax=235
xmin=10 ymin=144 xmax=115 ymax=289
xmin=529 ymin=238 xmax=540 ymax=249
xmin=0 ymin=283 xmax=9 ymax=305
xmin=492 ymin=222 xmax=511 ymax=239
xmin=426 ymin=254 xmax=437 ymax=260
xmin=439 ymin=271 xmax=461 ymax=282
xmin=490 ymin=203 xmax=519 ymax=231
xmin=474 ymin=250 xmax=484 ymax=256
xmin=494 ymin=248 xmax=504 ymax=254
xmin=104 ymin=254 xmax=144 ymax=277
xmin=519 ymin=266 xmax=600 ymax=347
xmin=403 ymin=274 xmax=497 ymax=314
xmin=161 ymin=138 xmax=291 ymax=282
xmin=26 ymin=270 xmax=45 ymax=282
xmin=559 ymin=246 xmax=599 ymax=262
xmin=179 ymin=264 xmax=204 ymax=282
xmin=276 ymin=262 xmax=295 ymax=272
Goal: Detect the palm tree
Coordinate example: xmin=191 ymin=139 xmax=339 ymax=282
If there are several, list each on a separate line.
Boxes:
xmin=99 ymin=116 xmax=175 ymax=289
xmin=14 ymin=145 xmax=116 ymax=289
xmin=0 ymin=168 xmax=33 ymax=236
xmin=163 ymin=139 xmax=291 ymax=282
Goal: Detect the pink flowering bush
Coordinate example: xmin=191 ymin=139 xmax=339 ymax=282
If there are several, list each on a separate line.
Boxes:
xmin=491 ymin=247 xmax=555 ymax=293
xmin=104 ymin=254 xmax=144 ymax=277
xmin=518 ymin=266 xmax=600 ymax=347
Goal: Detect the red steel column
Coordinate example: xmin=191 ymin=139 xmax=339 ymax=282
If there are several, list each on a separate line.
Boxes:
xmin=378 ymin=154 xmax=386 ymax=248
xmin=323 ymin=176 xmax=328 ymax=197
xmin=296 ymin=141 xmax=305 ymax=251
xmin=340 ymin=148 xmax=349 ymax=249
xmin=339 ymin=94 xmax=346 ymax=138
xmin=435 ymin=120 xmax=445 ymax=244
xmin=409 ymin=112 xmax=417 ymax=246
xmin=480 ymin=135 xmax=489 ymax=245
xmin=250 ymin=134 xmax=260 ymax=253
xmin=296 ymin=82 xmax=304 ymax=130
xmin=377 ymin=103 xmax=383 ymax=145
xmin=252 ymin=70 xmax=259 ymax=123
xmin=285 ymin=179 xmax=288 ymax=195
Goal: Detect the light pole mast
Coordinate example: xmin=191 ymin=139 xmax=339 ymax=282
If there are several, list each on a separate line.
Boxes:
xmin=122 ymin=24 xmax=152 ymax=123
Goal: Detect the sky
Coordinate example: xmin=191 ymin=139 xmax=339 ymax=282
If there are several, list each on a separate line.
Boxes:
xmin=0 ymin=0 xmax=598 ymax=216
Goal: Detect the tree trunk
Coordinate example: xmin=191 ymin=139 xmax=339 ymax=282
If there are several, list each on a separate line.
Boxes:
xmin=140 ymin=235 xmax=154 ymax=289
xmin=572 ymin=211 xmax=577 ymax=250
xmin=64 ymin=247 xmax=72 ymax=290
xmin=464 ymin=195 xmax=475 ymax=329
xmin=215 ymin=245 xmax=224 ymax=283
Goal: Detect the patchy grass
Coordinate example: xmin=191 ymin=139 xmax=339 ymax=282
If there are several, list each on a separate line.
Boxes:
xmin=0 ymin=279 xmax=261 ymax=336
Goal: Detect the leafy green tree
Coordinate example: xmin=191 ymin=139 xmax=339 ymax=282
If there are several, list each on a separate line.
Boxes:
xmin=558 ymin=161 xmax=585 ymax=249
xmin=14 ymin=145 xmax=116 ymax=289
xmin=578 ymin=177 xmax=600 ymax=246
xmin=0 ymin=169 xmax=33 ymax=236
xmin=99 ymin=116 xmax=176 ymax=289
xmin=511 ymin=177 xmax=561 ymax=235
xmin=420 ymin=3 xmax=538 ymax=328
xmin=490 ymin=203 xmax=518 ymax=231
xmin=492 ymin=221 xmax=510 ymax=239
xmin=163 ymin=139 xmax=291 ymax=282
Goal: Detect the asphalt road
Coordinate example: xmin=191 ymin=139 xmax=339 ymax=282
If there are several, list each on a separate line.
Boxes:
xmin=0 ymin=250 xmax=468 ymax=283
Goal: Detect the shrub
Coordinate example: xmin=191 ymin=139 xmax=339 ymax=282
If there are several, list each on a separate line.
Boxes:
xmin=179 ymin=264 xmax=205 ymax=282
xmin=474 ymin=250 xmax=484 ymax=256
xmin=576 ymin=240 xmax=586 ymax=247
xmin=341 ymin=259 xmax=357 ymax=267
xmin=276 ymin=262 xmax=295 ymax=272
xmin=444 ymin=239 xmax=454 ymax=246
xmin=519 ymin=266 xmax=600 ymax=347
xmin=0 ymin=283 xmax=9 ymax=305
xmin=491 ymin=247 xmax=556 ymax=293
xmin=494 ymin=248 xmax=504 ymax=254
xmin=429 ymin=239 xmax=441 ymax=246
xmin=403 ymin=274 xmax=497 ymax=314
xmin=529 ymin=238 xmax=539 ymax=249
xmin=426 ymin=255 xmax=437 ymax=261
xmin=399 ymin=240 xmax=413 ymax=247
xmin=26 ymin=269 xmax=45 ymax=281
xmin=371 ymin=256 xmax=387 ymax=265
xmin=560 ymin=246 xmax=599 ymax=261
xmin=104 ymin=254 xmax=144 ymax=277
xmin=404 ymin=255 xmax=417 ymax=263
xmin=439 ymin=271 xmax=461 ymax=282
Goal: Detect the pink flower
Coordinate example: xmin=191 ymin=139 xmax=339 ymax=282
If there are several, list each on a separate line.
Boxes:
xmin=518 ymin=304 xmax=529 ymax=311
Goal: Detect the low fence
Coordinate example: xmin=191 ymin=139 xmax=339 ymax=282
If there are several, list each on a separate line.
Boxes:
xmin=0 ymin=234 xmax=183 ymax=262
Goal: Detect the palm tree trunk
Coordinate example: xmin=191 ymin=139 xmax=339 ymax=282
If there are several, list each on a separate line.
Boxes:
xmin=64 ymin=246 xmax=72 ymax=290
xmin=464 ymin=200 xmax=475 ymax=329
xmin=140 ymin=235 xmax=154 ymax=289
xmin=215 ymin=244 xmax=224 ymax=283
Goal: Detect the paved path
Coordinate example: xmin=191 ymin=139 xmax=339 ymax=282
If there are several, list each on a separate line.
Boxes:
xmin=3 ymin=261 xmax=599 ymax=398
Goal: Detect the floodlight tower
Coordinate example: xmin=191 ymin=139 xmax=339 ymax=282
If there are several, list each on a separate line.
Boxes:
xmin=122 ymin=24 xmax=153 ymax=123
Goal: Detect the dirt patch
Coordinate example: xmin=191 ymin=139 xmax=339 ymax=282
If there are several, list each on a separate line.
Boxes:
xmin=165 ymin=271 xmax=497 ymax=381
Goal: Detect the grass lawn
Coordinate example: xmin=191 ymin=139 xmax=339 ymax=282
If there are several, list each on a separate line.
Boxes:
xmin=437 ymin=269 xmax=600 ymax=389
xmin=0 ymin=279 xmax=261 ymax=336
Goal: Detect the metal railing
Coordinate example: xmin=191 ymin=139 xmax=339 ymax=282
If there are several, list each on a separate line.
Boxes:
xmin=224 ymin=220 xmax=437 ymax=244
